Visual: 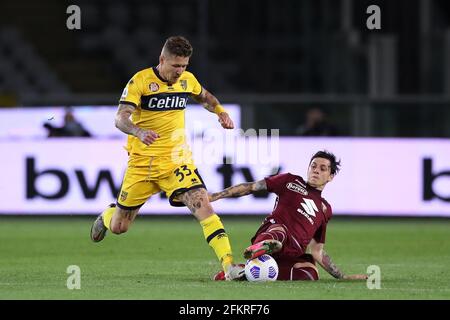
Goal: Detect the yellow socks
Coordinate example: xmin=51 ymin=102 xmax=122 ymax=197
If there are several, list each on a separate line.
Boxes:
xmin=200 ymin=214 xmax=234 ymax=271
xmin=102 ymin=206 xmax=116 ymax=230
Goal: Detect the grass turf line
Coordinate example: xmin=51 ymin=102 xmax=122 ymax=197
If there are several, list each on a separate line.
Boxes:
xmin=0 ymin=216 xmax=449 ymax=299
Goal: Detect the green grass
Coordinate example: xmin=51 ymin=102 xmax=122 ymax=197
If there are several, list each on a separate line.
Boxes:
xmin=0 ymin=216 xmax=449 ymax=300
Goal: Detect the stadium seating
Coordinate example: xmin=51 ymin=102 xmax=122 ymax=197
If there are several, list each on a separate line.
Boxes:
xmin=1 ymin=0 xmax=449 ymax=100
xmin=0 ymin=27 xmax=70 ymax=101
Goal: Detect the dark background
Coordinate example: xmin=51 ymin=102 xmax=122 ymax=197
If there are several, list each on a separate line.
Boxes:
xmin=1 ymin=0 xmax=450 ymax=136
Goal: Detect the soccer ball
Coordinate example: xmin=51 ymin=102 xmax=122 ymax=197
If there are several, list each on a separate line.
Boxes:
xmin=244 ymin=254 xmax=279 ymax=282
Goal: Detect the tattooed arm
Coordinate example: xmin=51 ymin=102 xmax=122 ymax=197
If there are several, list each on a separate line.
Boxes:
xmin=115 ymin=104 xmax=159 ymax=145
xmin=191 ymin=88 xmax=234 ymax=129
xmin=191 ymin=88 xmax=220 ymax=113
xmin=310 ymin=240 xmax=345 ymax=279
xmin=209 ymin=180 xmax=267 ymax=202
xmin=308 ymin=239 xmax=368 ymax=280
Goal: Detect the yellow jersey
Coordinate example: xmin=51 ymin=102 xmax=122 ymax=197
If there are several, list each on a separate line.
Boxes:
xmin=119 ymin=67 xmax=202 ymax=157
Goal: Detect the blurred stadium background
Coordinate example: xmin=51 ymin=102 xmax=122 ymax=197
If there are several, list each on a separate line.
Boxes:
xmin=0 ymin=0 xmax=449 ymax=300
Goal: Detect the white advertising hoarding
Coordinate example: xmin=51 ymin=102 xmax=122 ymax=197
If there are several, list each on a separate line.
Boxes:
xmin=1 ymin=137 xmax=449 ymax=216
xmin=0 ymin=105 xmax=241 ymax=139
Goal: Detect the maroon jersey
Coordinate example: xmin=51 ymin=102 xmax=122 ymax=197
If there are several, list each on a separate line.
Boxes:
xmin=251 ymin=173 xmax=333 ymax=257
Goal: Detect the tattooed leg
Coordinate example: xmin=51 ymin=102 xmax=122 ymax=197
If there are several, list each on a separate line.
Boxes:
xmin=110 ymin=207 xmax=139 ymax=234
xmin=179 ymin=188 xmax=214 ymax=220
xmin=180 ymin=188 xmax=236 ymax=273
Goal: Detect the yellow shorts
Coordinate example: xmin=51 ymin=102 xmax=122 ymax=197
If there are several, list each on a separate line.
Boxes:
xmin=117 ymin=154 xmax=206 ymax=210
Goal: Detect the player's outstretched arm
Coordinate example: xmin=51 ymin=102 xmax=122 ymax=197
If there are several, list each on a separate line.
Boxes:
xmin=115 ymin=104 xmax=159 ymax=145
xmin=192 ymin=88 xmax=234 ymax=129
xmin=308 ymin=239 xmax=368 ymax=280
xmin=209 ymin=179 xmax=267 ymax=202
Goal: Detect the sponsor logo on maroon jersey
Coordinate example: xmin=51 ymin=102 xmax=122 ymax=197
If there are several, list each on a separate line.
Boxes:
xmin=297 ymin=198 xmax=319 ymax=225
xmin=286 ymin=182 xmax=308 ymax=195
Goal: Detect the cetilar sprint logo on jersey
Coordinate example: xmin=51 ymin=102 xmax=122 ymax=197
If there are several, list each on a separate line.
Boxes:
xmin=297 ymin=198 xmax=318 ymax=225
xmin=144 ymin=93 xmax=189 ymax=110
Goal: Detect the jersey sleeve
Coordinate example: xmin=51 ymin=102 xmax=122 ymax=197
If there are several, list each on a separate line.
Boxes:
xmin=119 ymin=73 xmax=143 ymax=108
xmin=190 ymin=73 xmax=203 ymax=96
xmin=313 ymin=223 xmax=327 ymax=244
xmin=264 ymin=173 xmax=290 ymax=195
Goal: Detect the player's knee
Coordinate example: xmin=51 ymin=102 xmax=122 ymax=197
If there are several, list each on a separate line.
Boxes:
xmin=202 ymin=201 xmax=214 ymax=213
xmin=110 ymin=223 xmax=122 ymax=234
xmin=110 ymin=222 xmax=129 ymax=234
xmin=119 ymin=221 xmax=130 ymax=232
xmin=111 ymin=208 xmax=136 ymax=234
xmin=191 ymin=194 xmax=212 ymax=209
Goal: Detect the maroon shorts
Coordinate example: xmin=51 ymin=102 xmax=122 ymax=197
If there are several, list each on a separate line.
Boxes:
xmin=251 ymin=221 xmax=306 ymax=257
xmin=275 ymin=254 xmax=319 ymax=281
xmin=251 ymin=222 xmax=319 ymax=281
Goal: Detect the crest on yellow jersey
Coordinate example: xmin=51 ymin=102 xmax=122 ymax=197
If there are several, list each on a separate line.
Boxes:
xmin=120 ymin=191 xmax=128 ymax=202
xmin=149 ymin=82 xmax=159 ymax=92
xmin=180 ymin=80 xmax=187 ymax=91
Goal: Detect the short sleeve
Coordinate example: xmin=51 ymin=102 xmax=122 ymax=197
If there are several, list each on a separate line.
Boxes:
xmin=313 ymin=223 xmax=327 ymax=244
xmin=264 ymin=173 xmax=290 ymax=195
xmin=119 ymin=73 xmax=142 ymax=107
xmin=190 ymin=74 xmax=202 ymax=96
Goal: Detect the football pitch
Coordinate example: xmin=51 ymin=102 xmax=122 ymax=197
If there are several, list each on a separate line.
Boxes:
xmin=0 ymin=215 xmax=449 ymax=300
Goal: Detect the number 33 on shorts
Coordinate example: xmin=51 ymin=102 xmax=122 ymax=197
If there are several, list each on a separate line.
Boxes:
xmin=173 ymin=165 xmax=193 ymax=182
xmin=164 ymin=163 xmax=206 ymax=206
xmin=117 ymin=155 xmax=206 ymax=209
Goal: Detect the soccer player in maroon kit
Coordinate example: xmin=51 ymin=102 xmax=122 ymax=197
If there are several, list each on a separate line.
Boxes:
xmin=211 ymin=151 xmax=368 ymax=281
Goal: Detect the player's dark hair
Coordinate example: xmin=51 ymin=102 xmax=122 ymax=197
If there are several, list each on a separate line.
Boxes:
xmin=163 ymin=36 xmax=193 ymax=57
xmin=310 ymin=150 xmax=341 ymax=175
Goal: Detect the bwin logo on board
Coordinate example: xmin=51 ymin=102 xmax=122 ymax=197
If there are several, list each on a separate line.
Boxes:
xmin=423 ymin=158 xmax=450 ymax=202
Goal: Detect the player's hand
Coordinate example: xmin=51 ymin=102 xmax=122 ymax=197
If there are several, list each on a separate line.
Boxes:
xmin=136 ymin=128 xmax=159 ymax=145
xmin=218 ymin=112 xmax=234 ymax=129
xmin=342 ymin=274 xmax=368 ymax=280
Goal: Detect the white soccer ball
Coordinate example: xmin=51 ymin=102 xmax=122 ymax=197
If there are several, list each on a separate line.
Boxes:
xmin=245 ymin=254 xmax=279 ymax=282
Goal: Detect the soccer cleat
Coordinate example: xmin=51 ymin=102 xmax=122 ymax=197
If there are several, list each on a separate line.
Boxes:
xmin=90 ymin=203 xmax=115 ymax=242
xmin=225 ymin=263 xmax=246 ymax=281
xmin=213 ymin=270 xmax=226 ymax=281
xmin=213 ymin=264 xmax=245 ymax=281
xmin=243 ymin=239 xmax=282 ymax=260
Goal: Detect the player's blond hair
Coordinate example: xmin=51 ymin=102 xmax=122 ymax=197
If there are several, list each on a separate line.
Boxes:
xmin=162 ymin=36 xmax=193 ymax=57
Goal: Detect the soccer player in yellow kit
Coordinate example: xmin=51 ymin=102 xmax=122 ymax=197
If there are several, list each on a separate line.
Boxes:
xmin=90 ymin=36 xmax=244 ymax=280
